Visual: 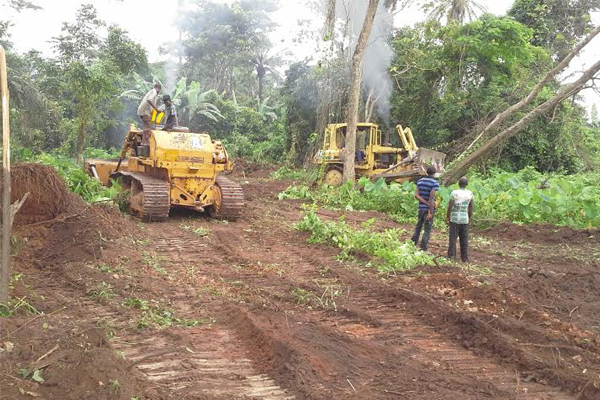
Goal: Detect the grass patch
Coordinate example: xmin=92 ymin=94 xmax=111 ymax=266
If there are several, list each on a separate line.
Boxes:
xmin=181 ymin=224 xmax=210 ymax=237
xmin=295 ymin=207 xmax=439 ymax=274
xmin=142 ymin=251 xmax=169 ymax=277
xmin=0 ymin=297 xmax=40 ymax=317
xmin=458 ymin=263 xmax=494 ymax=275
xmin=87 ymin=282 xmax=114 ymax=301
xmin=96 ymin=317 xmax=117 ymax=339
xmin=270 ymin=166 xmax=318 ymax=182
xmin=291 ymin=286 xmax=341 ymax=311
xmin=131 ymin=299 xmax=214 ymax=330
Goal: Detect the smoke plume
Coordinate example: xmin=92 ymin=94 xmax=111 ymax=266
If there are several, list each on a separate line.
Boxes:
xmin=335 ymin=0 xmax=395 ymax=124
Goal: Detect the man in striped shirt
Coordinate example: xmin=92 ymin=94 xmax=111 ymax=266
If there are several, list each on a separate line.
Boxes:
xmin=411 ymin=165 xmax=439 ymax=251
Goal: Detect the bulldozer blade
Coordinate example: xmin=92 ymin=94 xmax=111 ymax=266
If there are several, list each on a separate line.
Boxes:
xmin=414 ymin=148 xmax=446 ymax=176
xmin=371 ymin=148 xmax=446 ymax=182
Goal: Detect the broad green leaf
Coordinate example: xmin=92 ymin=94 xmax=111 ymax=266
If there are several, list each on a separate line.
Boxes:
xmin=32 ymin=370 xmax=44 ymax=383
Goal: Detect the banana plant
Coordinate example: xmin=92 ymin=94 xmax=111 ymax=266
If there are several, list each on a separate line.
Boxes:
xmin=119 ymin=72 xmax=164 ymax=101
xmin=171 ymin=77 xmax=224 ymax=124
xmin=257 ymin=96 xmax=278 ymax=123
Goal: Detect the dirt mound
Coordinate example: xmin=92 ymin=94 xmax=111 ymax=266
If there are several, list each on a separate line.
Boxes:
xmin=1 ymin=163 xmax=85 ymax=226
xmin=0 ymin=315 xmax=148 ymax=400
xmin=5 ymin=163 xmax=140 ymax=266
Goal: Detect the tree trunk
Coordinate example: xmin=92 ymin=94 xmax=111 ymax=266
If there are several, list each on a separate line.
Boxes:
xmin=76 ymin=114 xmax=89 ymax=164
xmin=343 ymin=0 xmax=379 ymax=183
xmin=462 ymin=25 xmax=600 ymax=155
xmin=324 ymin=0 xmax=336 ymax=39
xmin=442 ymin=58 xmax=600 ymax=185
xmin=257 ymin=64 xmax=266 ymax=105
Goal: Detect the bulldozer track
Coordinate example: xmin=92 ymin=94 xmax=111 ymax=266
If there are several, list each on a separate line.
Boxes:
xmin=213 ymin=175 xmax=244 ymax=220
xmin=35 ymin=238 xmax=295 ymax=400
xmin=114 ymin=172 xmax=170 ymax=222
xmin=204 ymin=220 xmax=576 ymax=400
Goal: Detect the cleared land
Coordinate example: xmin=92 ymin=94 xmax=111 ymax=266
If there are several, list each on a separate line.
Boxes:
xmin=1 ymin=166 xmax=599 ymax=400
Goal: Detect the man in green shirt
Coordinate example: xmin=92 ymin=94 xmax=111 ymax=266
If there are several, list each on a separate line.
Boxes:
xmin=446 ymin=177 xmax=474 ymax=262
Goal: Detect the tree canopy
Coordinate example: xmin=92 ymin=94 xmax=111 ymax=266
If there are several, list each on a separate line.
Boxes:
xmin=1 ymin=0 xmax=598 ymax=174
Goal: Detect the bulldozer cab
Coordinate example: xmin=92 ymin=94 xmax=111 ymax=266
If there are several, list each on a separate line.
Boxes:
xmin=323 ymin=123 xmax=375 ymax=150
xmin=317 ymin=123 xmax=407 ymax=170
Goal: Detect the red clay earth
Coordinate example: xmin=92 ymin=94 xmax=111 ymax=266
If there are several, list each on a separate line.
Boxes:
xmin=1 ymin=166 xmax=599 ymax=400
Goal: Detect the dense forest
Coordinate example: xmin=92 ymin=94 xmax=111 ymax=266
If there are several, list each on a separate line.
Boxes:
xmin=2 ymin=0 xmax=599 ymax=173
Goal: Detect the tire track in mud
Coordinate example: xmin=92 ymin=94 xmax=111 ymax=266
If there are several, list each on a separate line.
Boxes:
xmin=30 ymin=233 xmax=294 ymax=400
xmin=112 ymin=231 xmax=295 ymax=400
xmin=200 ymin=201 xmax=576 ymax=400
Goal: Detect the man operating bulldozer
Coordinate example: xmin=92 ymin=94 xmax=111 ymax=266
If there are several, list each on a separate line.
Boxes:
xmin=161 ymin=94 xmax=178 ymax=130
xmin=137 ymin=83 xmax=162 ymax=132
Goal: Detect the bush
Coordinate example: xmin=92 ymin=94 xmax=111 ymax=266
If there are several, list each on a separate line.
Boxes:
xmin=280 ymin=168 xmax=600 ymax=229
xmin=295 ymin=207 xmax=437 ymax=273
xmin=270 ymin=166 xmax=319 ymax=182
xmin=34 ymin=153 xmax=120 ymax=203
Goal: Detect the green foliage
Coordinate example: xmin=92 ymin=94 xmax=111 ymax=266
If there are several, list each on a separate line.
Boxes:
xmin=34 ymin=153 xmax=121 ymax=203
xmin=270 ymin=166 xmax=318 ymax=182
xmin=279 ymin=177 xmax=417 ymax=222
xmin=0 ymin=297 xmax=40 ymax=317
xmin=509 ymin=0 xmax=599 ymax=58
xmin=179 ymin=0 xmax=277 ymax=100
xmin=390 ymin=16 xmax=593 ymax=172
xmin=6 ymin=4 xmax=150 ymax=158
xmin=465 ymin=168 xmax=600 ymax=228
xmin=82 ymin=147 xmax=120 ymax=159
xmin=192 ymin=91 xmax=286 ymax=163
xmin=87 ymin=282 xmax=114 ymax=301
xmin=281 ymin=170 xmax=600 ymax=229
xmin=295 ymin=207 xmax=437 ymax=274
xmin=281 ymin=62 xmax=319 ymax=164
xmin=181 ymin=225 xmax=210 ymax=237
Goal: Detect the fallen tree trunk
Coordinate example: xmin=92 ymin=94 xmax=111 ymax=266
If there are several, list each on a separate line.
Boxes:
xmin=442 ymin=57 xmax=600 ymax=185
xmin=460 ymin=25 xmax=600 ymax=155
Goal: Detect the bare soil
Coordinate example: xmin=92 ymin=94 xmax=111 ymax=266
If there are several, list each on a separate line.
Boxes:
xmin=1 ymin=170 xmax=599 ymax=400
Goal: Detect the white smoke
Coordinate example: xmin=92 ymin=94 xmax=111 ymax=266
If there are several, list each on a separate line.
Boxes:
xmin=335 ymin=0 xmax=395 ymax=124
xmin=363 ymin=3 xmax=394 ymax=125
xmin=165 ymin=56 xmax=181 ymax=96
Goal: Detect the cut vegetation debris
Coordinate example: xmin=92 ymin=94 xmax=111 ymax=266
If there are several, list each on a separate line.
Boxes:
xmin=295 ymin=207 xmax=438 ymax=273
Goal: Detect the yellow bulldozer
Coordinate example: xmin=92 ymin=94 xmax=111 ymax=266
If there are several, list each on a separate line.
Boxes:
xmin=85 ymin=126 xmax=244 ymax=222
xmin=313 ymin=122 xmax=446 ymax=186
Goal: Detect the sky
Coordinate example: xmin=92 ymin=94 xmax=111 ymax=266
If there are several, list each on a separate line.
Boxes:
xmin=1 ymin=0 xmax=598 ymax=112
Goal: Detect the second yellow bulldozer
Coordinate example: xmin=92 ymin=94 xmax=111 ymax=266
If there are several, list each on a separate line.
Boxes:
xmin=314 ymin=122 xmax=446 ymax=186
xmin=85 ymin=126 xmax=244 ymax=222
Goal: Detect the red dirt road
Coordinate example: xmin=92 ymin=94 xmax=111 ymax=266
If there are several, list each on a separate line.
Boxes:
xmin=2 ymin=175 xmax=599 ymax=400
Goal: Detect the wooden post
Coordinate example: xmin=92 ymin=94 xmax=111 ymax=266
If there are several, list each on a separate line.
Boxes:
xmin=0 ymin=45 xmax=11 ymax=303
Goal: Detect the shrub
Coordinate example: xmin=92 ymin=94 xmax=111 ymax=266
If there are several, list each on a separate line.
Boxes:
xmin=280 ymin=168 xmax=600 ymax=229
xmin=295 ymin=207 xmax=437 ymax=273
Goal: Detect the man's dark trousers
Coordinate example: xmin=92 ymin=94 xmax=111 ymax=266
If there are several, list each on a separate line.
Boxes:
xmin=411 ymin=209 xmax=434 ymax=251
xmin=448 ymin=222 xmax=469 ymax=262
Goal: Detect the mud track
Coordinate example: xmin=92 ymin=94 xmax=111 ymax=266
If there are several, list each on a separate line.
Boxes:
xmin=4 ymin=175 xmax=599 ymax=400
